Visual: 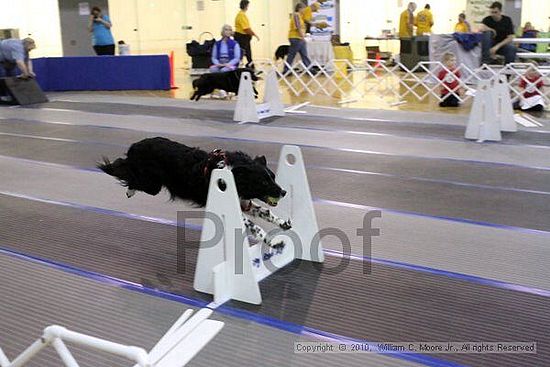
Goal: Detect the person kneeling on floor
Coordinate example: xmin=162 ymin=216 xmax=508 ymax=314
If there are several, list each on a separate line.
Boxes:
xmin=0 ymin=37 xmax=37 ymax=101
xmin=438 ymin=52 xmax=462 ymax=108
xmin=209 ymin=24 xmax=241 ymax=99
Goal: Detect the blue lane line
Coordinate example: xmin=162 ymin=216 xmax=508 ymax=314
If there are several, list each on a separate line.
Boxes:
xmin=315 ymin=199 xmax=550 ymax=237
xmin=323 ymin=250 xmax=550 ymax=298
xmin=2 ymin=189 xmax=549 ymax=299
xmin=2 ymin=129 xmax=550 ymax=197
xmin=3 ymin=116 xmax=550 ymax=172
xmin=0 ymin=246 xmax=208 ymax=308
xmin=0 ymin=246 xmax=468 ymax=367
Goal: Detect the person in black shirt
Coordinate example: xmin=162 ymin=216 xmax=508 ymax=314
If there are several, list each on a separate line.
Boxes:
xmin=479 ymin=1 xmax=516 ymax=64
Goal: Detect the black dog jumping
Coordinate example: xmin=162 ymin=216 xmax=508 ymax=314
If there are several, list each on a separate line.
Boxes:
xmin=190 ymin=68 xmax=259 ymax=101
xmin=98 ymin=137 xmax=291 ymax=249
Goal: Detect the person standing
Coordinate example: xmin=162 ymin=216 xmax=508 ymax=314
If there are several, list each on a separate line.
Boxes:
xmin=399 ymin=2 xmax=417 ymax=38
xmin=454 ymin=13 xmax=471 ymax=33
xmin=283 ymin=3 xmax=311 ymax=75
xmin=479 ymin=1 xmax=516 ymax=64
xmin=415 ymin=4 xmax=434 ymax=36
xmin=234 ymin=0 xmax=259 ymax=69
xmin=88 ymin=6 xmax=115 ymax=56
xmin=303 ymin=1 xmax=321 ymax=34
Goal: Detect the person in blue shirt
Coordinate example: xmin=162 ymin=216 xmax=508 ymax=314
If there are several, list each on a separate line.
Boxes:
xmin=88 ymin=6 xmax=115 ymax=55
xmin=210 ymin=24 xmax=241 ymax=73
xmin=0 ymin=38 xmax=36 ymax=79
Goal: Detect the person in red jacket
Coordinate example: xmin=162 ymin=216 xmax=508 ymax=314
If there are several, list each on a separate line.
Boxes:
xmin=517 ymin=63 xmax=545 ymax=112
xmin=438 ymin=52 xmax=462 ymax=107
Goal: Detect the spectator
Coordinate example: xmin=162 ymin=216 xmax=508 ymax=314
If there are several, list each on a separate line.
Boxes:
xmin=118 ymin=40 xmax=131 ymax=55
xmin=0 ymin=38 xmax=36 ymax=79
xmin=234 ymin=0 xmax=258 ymax=69
xmin=399 ymin=2 xmax=417 ymax=38
xmin=283 ymin=3 xmax=311 ymax=75
xmin=303 ymin=2 xmax=321 ymax=34
xmin=88 ymin=6 xmax=115 ymax=56
xmin=438 ymin=52 xmax=462 ymax=108
xmin=415 ymin=4 xmax=434 ymax=36
xmin=454 ymin=13 xmax=471 ymax=33
xmin=515 ymin=62 xmax=545 ymax=112
xmin=210 ymin=25 xmax=241 ymax=73
xmin=479 ymin=1 xmax=516 ymax=64
xmin=519 ymin=22 xmax=539 ymax=52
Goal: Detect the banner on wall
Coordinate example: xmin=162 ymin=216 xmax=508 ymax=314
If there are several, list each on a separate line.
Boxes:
xmin=308 ymin=0 xmax=337 ymax=41
xmin=465 ymin=0 xmax=494 ymax=27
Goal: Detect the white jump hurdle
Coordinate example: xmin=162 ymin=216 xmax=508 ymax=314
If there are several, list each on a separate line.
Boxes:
xmin=193 ymin=145 xmax=324 ymax=305
xmin=465 ymin=76 xmax=518 ymax=142
xmin=0 ymin=308 xmax=223 ymax=367
xmin=233 ymin=70 xmax=285 ymax=124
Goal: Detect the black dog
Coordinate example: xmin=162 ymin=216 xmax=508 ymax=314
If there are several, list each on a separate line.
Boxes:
xmin=275 ymin=45 xmax=289 ymax=61
xmin=98 ymin=137 xmax=291 ymax=248
xmin=191 ymin=68 xmax=260 ymax=101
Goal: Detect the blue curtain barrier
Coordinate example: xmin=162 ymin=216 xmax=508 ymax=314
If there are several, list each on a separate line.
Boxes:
xmin=33 ymin=55 xmax=171 ymax=91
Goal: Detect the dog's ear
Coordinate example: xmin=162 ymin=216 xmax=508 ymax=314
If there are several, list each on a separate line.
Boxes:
xmin=254 ymin=155 xmax=267 ymax=166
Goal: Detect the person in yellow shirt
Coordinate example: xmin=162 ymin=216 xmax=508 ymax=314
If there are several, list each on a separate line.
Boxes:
xmin=454 ymin=13 xmax=471 ymax=33
xmin=303 ymin=2 xmax=320 ymax=34
xmin=399 ymin=2 xmax=417 ymax=38
xmin=234 ymin=0 xmax=259 ymax=69
xmin=283 ymin=3 xmax=311 ymax=75
xmin=415 ymin=4 xmax=434 ymax=36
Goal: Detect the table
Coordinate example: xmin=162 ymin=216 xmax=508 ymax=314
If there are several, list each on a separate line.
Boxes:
xmin=306 ymin=40 xmax=334 ymax=65
xmin=32 ymin=55 xmax=170 ymax=91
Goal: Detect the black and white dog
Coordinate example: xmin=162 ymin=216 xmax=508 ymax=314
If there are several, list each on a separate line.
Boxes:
xmin=190 ymin=68 xmax=260 ymax=101
xmin=98 ymin=137 xmax=291 ymax=249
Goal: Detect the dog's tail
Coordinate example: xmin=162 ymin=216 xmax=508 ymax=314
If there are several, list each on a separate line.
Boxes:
xmin=97 ymin=157 xmax=131 ymax=184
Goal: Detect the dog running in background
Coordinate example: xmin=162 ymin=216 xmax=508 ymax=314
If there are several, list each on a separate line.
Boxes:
xmin=191 ymin=68 xmax=260 ymax=101
xmin=98 ymin=137 xmax=291 ymax=249
xmin=274 ymin=45 xmax=289 ymax=61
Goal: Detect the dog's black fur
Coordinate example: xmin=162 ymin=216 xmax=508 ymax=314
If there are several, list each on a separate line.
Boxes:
xmin=98 ymin=137 xmax=286 ymax=207
xmin=275 ymin=45 xmax=290 ymax=61
xmin=191 ymin=68 xmax=260 ymax=101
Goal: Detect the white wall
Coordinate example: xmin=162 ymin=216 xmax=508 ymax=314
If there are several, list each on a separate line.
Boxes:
xmin=520 ymin=0 xmax=550 ymax=32
xmin=0 ymin=0 xmax=63 ymax=57
xmin=340 ymin=0 xmax=467 ymax=58
xmin=109 ymin=0 xmax=293 ymax=66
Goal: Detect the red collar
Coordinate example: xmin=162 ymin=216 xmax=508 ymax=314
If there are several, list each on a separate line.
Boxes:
xmin=203 ymin=149 xmax=228 ymax=176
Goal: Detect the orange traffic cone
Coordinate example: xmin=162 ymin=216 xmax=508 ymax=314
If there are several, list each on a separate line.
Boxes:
xmin=375 ymin=52 xmax=381 ymax=68
xmin=169 ymin=51 xmax=178 ymax=89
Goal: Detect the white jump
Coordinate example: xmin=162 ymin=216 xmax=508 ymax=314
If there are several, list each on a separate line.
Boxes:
xmin=194 ymin=145 xmax=324 ymax=305
xmin=0 ymin=308 xmax=223 ymax=367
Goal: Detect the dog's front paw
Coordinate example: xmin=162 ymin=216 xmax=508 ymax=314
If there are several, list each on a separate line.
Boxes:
xmin=126 ymin=189 xmax=136 ymax=198
xmin=270 ymin=240 xmax=286 ymax=254
xmin=279 ymin=219 xmax=292 ymax=230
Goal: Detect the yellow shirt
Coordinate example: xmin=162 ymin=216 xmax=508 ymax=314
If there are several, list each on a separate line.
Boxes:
xmin=288 ymin=13 xmax=305 ymax=39
xmin=455 ymin=22 xmax=469 ymax=33
xmin=303 ymin=6 xmax=314 ymax=23
xmin=399 ymin=10 xmax=414 ymax=38
xmin=235 ymin=10 xmax=250 ymax=34
xmin=415 ymin=9 xmax=433 ymax=35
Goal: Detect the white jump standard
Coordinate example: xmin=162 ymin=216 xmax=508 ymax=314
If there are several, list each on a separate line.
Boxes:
xmin=194 ymin=145 xmax=325 ymax=305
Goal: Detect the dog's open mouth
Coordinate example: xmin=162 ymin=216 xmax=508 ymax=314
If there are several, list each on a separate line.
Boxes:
xmin=265 ymin=196 xmax=280 ymax=207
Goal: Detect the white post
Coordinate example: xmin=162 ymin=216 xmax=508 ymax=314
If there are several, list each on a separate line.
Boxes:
xmin=233 ymin=72 xmax=260 ymax=123
xmin=465 ymin=80 xmax=502 ymax=142
xmin=193 ymin=169 xmax=262 ymax=305
xmin=0 ymin=347 xmax=10 ymax=367
xmin=51 ymin=339 xmax=80 ymax=367
xmin=274 ymin=145 xmax=324 ymax=263
xmin=263 ymin=70 xmax=285 ymax=117
xmin=8 ymin=339 xmax=49 ymax=367
xmin=493 ymin=75 xmax=517 ymax=132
